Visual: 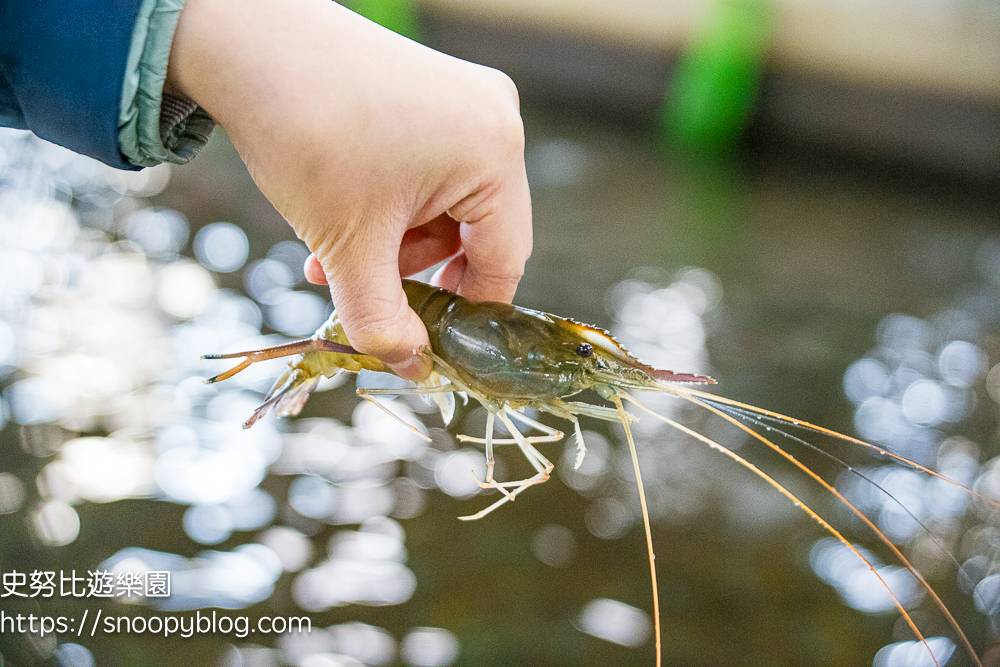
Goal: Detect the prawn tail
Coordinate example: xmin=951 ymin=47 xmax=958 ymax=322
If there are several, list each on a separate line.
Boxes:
xmin=243 ymin=395 xmax=279 ymax=430
xmin=242 ymin=369 xmax=322 ymax=429
xmin=275 ymin=375 xmax=321 ymax=417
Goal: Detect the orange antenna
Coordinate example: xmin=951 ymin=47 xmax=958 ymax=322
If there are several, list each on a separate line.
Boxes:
xmin=669 ymin=393 xmax=982 ymax=667
xmin=613 ymin=395 xmax=661 ymax=667
xmin=623 ymin=392 xmax=944 ymax=667
xmin=673 ymin=387 xmax=1000 ymax=512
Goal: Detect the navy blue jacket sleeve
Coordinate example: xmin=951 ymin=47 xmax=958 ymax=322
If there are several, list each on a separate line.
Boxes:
xmin=0 ymin=0 xmax=143 ymax=169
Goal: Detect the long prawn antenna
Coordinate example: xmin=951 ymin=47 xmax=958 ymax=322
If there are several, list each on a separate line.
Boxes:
xmin=612 ymin=394 xmax=661 ymax=667
xmin=621 ymin=391 xmax=945 ymax=667
xmin=685 ymin=391 xmax=995 ymax=612
xmin=672 ymin=386 xmax=1000 ymax=512
xmin=707 ymin=403 xmax=967 ymax=572
xmin=660 ymin=392 xmax=983 ymax=667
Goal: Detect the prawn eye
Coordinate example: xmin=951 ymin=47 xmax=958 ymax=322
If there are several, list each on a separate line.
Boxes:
xmin=575 ymin=342 xmax=593 ymax=358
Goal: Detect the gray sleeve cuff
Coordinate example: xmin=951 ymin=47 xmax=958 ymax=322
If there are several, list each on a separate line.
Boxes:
xmin=118 ymin=0 xmax=215 ymax=168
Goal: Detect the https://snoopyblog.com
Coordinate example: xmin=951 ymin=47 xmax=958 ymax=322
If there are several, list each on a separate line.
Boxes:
xmin=1 ymin=568 xmax=310 ymax=639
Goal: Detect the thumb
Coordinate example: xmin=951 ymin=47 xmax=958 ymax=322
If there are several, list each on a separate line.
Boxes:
xmin=323 ymin=262 xmax=432 ymax=381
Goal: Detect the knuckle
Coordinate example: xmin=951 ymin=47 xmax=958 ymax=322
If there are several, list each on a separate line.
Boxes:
xmin=447 ymin=185 xmax=499 ymax=223
xmin=493 ymin=103 xmax=525 ymax=154
xmin=468 ymin=106 xmax=523 ymax=163
xmin=485 ymin=67 xmax=519 ymax=101
xmin=469 ymin=70 xmax=524 ymax=156
xmin=492 ymin=70 xmax=521 ymax=110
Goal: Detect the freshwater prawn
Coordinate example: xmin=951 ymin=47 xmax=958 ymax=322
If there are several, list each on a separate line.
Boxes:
xmin=204 ymin=279 xmax=996 ymax=667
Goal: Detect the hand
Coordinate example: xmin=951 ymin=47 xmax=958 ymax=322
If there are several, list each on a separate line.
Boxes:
xmin=166 ymin=0 xmax=532 ymax=379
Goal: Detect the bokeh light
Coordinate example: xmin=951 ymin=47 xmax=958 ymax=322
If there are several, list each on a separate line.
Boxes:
xmin=0 ymin=472 xmax=25 ymax=514
xmin=267 ymin=290 xmax=328 ymax=337
xmin=259 ymin=526 xmax=314 ymax=572
xmin=193 ymin=221 xmax=250 ymax=273
xmin=49 ymin=435 xmax=155 ymax=502
xmin=531 ymin=524 xmax=577 ymax=567
xmin=329 ymin=622 xmax=396 ymax=666
xmin=289 ymin=475 xmax=338 ymax=520
xmin=126 ymin=207 xmax=189 ymax=258
xmin=157 ymin=261 xmax=216 ymax=319
xmin=810 ymin=538 xmax=923 ymax=613
xmin=33 ymin=500 xmax=80 ymax=546
xmin=831 ymin=265 xmax=1000 ymax=659
xmin=434 ymin=450 xmax=486 ymax=499
xmin=872 ymin=638 xmax=955 ymax=667
xmin=292 ymin=522 xmax=417 ymax=611
xmin=577 ymin=598 xmax=651 ymax=647
xmin=0 ymin=129 xmax=461 ymax=663
xmin=54 ymin=643 xmax=96 ymax=667
xmin=101 ymin=545 xmax=282 ymax=611
xmin=400 ymin=627 xmax=460 ymax=667
xmin=267 ymin=240 xmax=310 ymax=284
xmin=245 ymin=258 xmax=295 ymax=305
xmin=183 ymin=503 xmax=235 ymax=545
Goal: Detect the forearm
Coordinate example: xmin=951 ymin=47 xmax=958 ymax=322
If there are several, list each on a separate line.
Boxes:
xmin=166 ymin=0 xmax=429 ymax=197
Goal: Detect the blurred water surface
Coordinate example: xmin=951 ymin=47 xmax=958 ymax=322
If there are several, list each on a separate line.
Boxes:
xmin=0 ymin=102 xmax=998 ymax=667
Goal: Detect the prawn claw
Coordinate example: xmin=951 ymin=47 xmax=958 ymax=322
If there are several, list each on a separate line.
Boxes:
xmin=202 ymin=338 xmax=361 ymax=383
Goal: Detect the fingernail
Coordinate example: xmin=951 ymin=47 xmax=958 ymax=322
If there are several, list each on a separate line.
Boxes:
xmin=389 ymin=353 xmax=432 ymax=382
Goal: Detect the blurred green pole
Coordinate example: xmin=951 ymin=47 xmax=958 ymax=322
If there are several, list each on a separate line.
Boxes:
xmin=660 ymin=0 xmax=773 ymax=154
xmin=350 ymin=0 xmax=421 ymax=42
xmin=655 ymin=0 xmax=773 ymax=253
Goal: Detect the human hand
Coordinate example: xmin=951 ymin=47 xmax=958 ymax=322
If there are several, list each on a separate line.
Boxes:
xmin=166 ymin=0 xmax=532 ymax=379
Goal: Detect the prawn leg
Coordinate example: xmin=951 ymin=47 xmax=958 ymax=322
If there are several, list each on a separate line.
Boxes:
xmin=459 ymin=408 xmax=556 ymax=521
xmin=475 ymin=412 xmax=514 ymax=501
xmin=459 ymin=409 xmax=564 ymax=491
xmin=355 ymin=383 xmax=461 ymax=443
xmin=510 ymin=407 xmax=588 ymax=472
xmin=457 ymin=411 xmax=522 ymax=502
xmin=557 ymin=399 xmax=636 ymax=424
xmin=203 ymin=338 xmax=360 ymax=383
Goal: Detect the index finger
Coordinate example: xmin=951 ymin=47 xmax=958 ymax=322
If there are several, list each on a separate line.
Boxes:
xmin=451 ymin=170 xmax=533 ymax=303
